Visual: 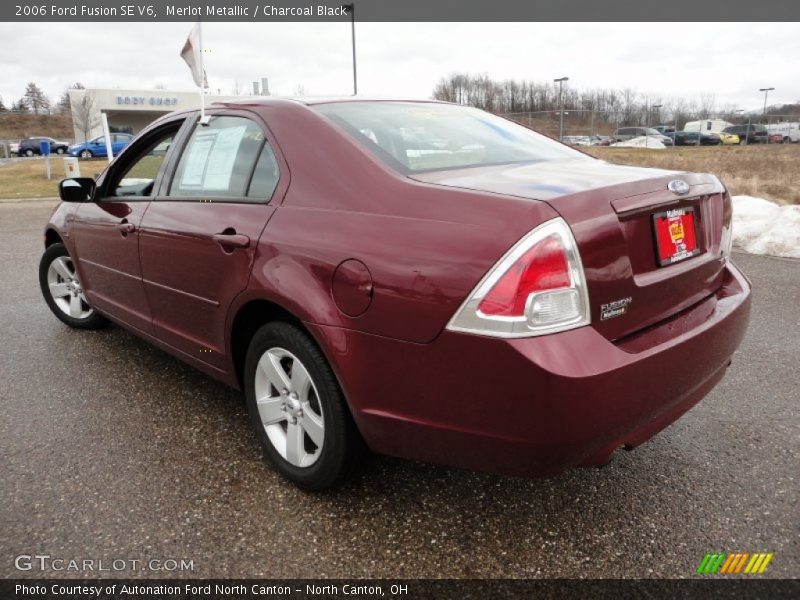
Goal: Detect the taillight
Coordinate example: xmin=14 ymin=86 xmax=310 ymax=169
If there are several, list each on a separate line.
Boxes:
xmin=721 ymin=190 xmax=734 ymax=259
xmin=447 ymin=218 xmax=590 ymax=338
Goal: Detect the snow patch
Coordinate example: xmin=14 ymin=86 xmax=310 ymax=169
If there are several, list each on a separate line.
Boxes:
xmin=731 ymin=196 xmax=800 ymax=259
xmin=610 ymin=136 xmax=666 ymax=149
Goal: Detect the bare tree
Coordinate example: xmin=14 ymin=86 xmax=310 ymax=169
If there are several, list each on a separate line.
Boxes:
xmin=72 ymin=92 xmax=101 ymax=144
xmin=58 ymin=82 xmax=84 ymax=113
xmin=698 ymin=93 xmax=716 ymax=119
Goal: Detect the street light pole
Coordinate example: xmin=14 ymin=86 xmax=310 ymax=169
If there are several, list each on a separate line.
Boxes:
xmin=759 ymin=87 xmax=774 ymax=144
xmin=342 ymin=3 xmax=357 ymax=95
xmin=650 ymin=104 xmax=662 ymax=149
xmin=651 ymin=104 xmax=662 ymax=128
xmin=759 ymin=87 xmax=774 ymax=116
xmin=554 ymin=76 xmax=568 ymax=142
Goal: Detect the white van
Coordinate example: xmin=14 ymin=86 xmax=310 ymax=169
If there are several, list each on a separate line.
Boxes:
xmin=766 ymin=122 xmax=799 ymax=143
xmin=683 ymin=119 xmax=733 ymax=133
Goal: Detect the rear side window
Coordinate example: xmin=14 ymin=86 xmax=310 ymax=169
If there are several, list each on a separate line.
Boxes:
xmin=247 ymin=143 xmax=280 ymax=199
xmin=169 ymin=116 xmax=266 ymax=199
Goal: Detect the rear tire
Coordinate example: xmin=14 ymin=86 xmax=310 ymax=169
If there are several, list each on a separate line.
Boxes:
xmin=24 ymin=149 xmax=34 ymax=157
xmin=244 ymin=322 xmax=363 ymax=490
xmin=39 ymin=243 xmax=107 ymax=329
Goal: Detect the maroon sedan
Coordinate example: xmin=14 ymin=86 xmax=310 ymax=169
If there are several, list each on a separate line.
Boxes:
xmin=39 ymin=99 xmax=751 ymax=490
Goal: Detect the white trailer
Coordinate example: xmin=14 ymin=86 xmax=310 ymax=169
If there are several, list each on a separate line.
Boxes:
xmin=683 ymin=119 xmax=733 ymax=133
xmin=766 ymin=122 xmax=800 ymax=143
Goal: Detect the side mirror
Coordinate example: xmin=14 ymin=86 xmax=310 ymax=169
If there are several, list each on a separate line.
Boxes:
xmin=59 ymin=178 xmax=96 ymax=203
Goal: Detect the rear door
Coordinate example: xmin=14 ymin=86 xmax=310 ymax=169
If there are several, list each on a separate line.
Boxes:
xmin=72 ymin=119 xmax=186 ymax=332
xmin=138 ymin=111 xmax=285 ymax=371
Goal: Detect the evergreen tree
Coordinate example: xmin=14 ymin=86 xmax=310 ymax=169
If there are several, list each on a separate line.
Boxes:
xmin=23 ymin=82 xmax=50 ymax=114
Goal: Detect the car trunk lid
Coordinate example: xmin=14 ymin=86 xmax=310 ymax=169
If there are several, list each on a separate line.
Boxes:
xmin=412 ymin=159 xmax=731 ymax=341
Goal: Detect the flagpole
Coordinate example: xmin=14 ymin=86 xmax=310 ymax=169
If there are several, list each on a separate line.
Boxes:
xmin=198 ymin=20 xmax=206 ymax=124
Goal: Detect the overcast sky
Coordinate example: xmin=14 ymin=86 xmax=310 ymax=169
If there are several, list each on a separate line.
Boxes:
xmin=1 ymin=22 xmax=799 ymax=111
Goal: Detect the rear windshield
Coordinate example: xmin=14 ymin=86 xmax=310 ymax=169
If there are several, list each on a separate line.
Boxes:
xmin=313 ymin=101 xmax=586 ymax=174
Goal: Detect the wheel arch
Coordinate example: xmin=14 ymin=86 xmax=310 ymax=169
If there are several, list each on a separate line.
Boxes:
xmin=229 ymin=297 xmax=310 ymax=390
xmin=44 ymin=227 xmax=63 ymax=248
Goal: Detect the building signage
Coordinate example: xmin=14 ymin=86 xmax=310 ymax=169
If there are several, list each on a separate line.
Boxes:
xmin=115 ymin=96 xmax=179 ymax=107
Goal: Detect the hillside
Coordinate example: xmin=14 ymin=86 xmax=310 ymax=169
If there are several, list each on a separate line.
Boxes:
xmin=0 ymin=113 xmax=74 ymax=142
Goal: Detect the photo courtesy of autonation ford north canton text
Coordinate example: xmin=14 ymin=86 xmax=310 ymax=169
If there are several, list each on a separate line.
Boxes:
xmin=0 ymin=1 xmax=798 ymax=599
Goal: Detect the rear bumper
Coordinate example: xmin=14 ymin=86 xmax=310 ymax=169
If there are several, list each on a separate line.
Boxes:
xmin=310 ymin=261 xmax=751 ymax=477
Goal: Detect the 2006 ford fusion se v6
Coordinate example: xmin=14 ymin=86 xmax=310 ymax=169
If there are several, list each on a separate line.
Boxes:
xmin=39 ymin=99 xmax=750 ymax=490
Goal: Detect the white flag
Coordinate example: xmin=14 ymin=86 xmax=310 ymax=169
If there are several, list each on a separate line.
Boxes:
xmin=180 ymin=23 xmax=207 ymax=89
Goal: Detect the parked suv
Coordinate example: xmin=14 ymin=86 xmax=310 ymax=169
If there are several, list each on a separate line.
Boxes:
xmin=612 ymin=127 xmax=674 ymax=146
xmin=18 ymin=137 xmax=69 ymax=156
xmin=722 ymin=124 xmax=768 ymax=144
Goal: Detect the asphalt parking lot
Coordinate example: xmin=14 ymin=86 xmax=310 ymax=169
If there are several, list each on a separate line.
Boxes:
xmin=1 ymin=200 xmax=797 ymax=579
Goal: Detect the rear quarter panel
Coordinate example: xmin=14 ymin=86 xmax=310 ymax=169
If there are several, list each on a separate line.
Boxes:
xmin=245 ymin=101 xmax=559 ymax=343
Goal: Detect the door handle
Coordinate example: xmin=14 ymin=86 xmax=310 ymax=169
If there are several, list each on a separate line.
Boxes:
xmin=116 ymin=222 xmax=136 ymax=234
xmin=212 ymin=232 xmax=250 ymax=249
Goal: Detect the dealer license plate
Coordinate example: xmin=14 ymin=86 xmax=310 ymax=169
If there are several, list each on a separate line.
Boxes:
xmin=652 ymin=207 xmax=701 ymax=266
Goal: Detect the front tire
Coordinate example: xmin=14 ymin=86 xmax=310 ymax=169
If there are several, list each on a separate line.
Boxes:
xmin=80 ymin=150 xmax=93 ymax=159
xmin=56 ymin=147 xmax=66 ymax=155
xmin=244 ymin=322 xmax=362 ymax=490
xmin=24 ymin=149 xmax=34 ymax=157
xmin=39 ymin=243 xmax=107 ymax=329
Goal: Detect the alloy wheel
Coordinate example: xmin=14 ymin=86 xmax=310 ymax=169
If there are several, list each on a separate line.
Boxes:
xmin=254 ymin=347 xmax=325 ymax=468
xmin=47 ymin=256 xmax=94 ymax=320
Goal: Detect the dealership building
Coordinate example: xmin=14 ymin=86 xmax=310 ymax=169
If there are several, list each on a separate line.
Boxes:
xmin=67 ymin=88 xmax=245 ymax=141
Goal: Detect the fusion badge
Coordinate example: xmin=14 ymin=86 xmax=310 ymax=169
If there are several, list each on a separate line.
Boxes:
xmin=600 ymin=297 xmax=632 ymax=321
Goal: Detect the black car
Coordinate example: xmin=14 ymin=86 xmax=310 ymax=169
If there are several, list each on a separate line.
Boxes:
xmin=652 ymin=126 xmax=720 ymax=146
xmin=18 ymin=137 xmax=70 ymax=157
xmin=722 ymin=124 xmax=768 ymax=144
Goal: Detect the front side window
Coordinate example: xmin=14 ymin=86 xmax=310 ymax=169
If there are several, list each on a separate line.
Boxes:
xmin=110 ymin=128 xmax=177 ymax=197
xmin=169 ymin=116 xmax=266 ymax=199
xmin=314 ymin=102 xmax=586 ymax=174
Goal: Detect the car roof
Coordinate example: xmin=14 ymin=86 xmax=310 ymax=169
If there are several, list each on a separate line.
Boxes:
xmin=210 ymin=96 xmax=451 ymax=108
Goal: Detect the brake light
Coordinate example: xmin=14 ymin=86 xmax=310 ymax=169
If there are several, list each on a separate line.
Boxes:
xmin=447 ymin=218 xmax=590 ymax=338
xmin=477 ymin=235 xmax=570 ymax=316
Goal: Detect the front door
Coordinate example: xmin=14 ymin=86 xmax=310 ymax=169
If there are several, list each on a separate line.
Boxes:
xmin=138 ymin=112 xmax=284 ymax=371
xmin=71 ymin=120 xmax=185 ymax=333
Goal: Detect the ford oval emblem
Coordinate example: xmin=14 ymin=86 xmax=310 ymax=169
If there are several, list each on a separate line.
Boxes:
xmin=668 ymin=179 xmax=690 ymax=195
